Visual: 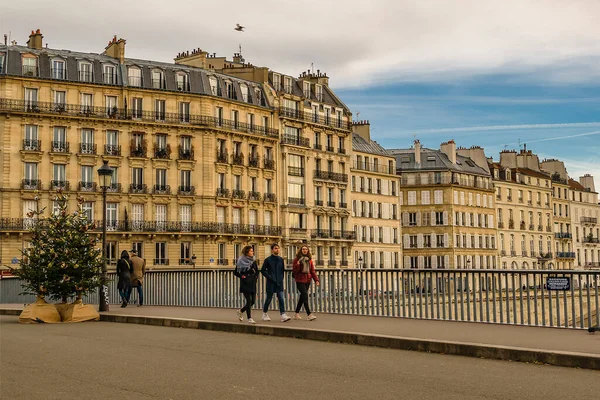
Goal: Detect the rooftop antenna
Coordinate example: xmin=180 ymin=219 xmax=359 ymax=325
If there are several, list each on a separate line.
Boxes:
xmin=518 ymin=138 xmax=522 ymax=151
xmin=310 ymin=63 xmax=314 ymax=74
xmin=239 ymin=43 xmax=242 ymax=55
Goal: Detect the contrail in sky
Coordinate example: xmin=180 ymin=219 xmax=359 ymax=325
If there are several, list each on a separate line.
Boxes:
xmin=503 ymin=130 xmax=600 ymax=146
xmin=409 ymin=122 xmax=600 ymax=135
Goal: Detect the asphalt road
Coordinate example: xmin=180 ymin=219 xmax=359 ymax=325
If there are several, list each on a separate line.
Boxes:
xmin=1 ymin=316 xmax=598 ymax=400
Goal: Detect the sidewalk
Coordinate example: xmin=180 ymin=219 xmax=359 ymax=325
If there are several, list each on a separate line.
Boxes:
xmin=2 ymin=304 xmax=599 ymax=369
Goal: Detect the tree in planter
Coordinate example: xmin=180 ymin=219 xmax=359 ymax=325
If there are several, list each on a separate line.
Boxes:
xmin=13 ymin=191 xmax=106 ymax=304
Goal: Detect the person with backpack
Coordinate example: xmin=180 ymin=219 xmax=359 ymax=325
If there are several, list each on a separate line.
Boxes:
xmin=234 ymin=245 xmax=259 ymax=324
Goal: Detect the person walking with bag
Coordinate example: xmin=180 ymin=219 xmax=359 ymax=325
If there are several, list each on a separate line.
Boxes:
xmin=116 ymin=250 xmax=132 ymax=308
xmin=292 ymin=245 xmax=319 ymax=320
xmin=261 ymin=243 xmax=291 ymax=322
xmin=130 ymin=249 xmax=146 ymax=306
xmin=234 ymin=245 xmax=259 ymax=324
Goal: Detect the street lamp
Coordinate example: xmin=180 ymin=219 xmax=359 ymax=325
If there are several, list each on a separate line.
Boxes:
xmin=97 ymin=160 xmax=113 ymax=312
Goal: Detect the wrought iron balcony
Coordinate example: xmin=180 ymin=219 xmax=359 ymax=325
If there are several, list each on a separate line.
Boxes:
xmin=338 ymin=148 xmax=346 ymax=154
xmin=328 ymin=260 xmax=337 ymax=266
xmin=555 ymin=232 xmax=572 ymax=239
xmin=216 ymin=150 xmax=228 ymax=163
xmin=508 ymin=220 xmax=515 ymax=229
xmin=289 ymin=227 xmax=307 ymax=235
xmin=279 ymin=106 xmax=350 ymax=130
xmin=78 ymin=181 xmax=97 ymax=192
xmin=130 ymin=144 xmax=147 ymax=158
xmin=556 ymin=252 xmax=576 ymax=259
xmin=326 ymin=146 xmax=335 ymax=152
xmin=51 ymin=141 xmax=69 ymax=153
xmin=23 ymin=65 xmax=38 ymax=76
xmin=232 ymin=153 xmax=244 ymax=166
xmin=153 ymin=185 xmax=171 ymax=195
xmin=22 ymin=139 xmax=41 ymax=151
xmin=546 ymin=226 xmax=552 ymax=232
xmin=154 ymin=146 xmax=171 ymax=159
xmin=520 ymin=221 xmax=526 ymax=230
xmin=314 ymin=170 xmax=348 ymax=183
xmin=500 ymin=250 xmax=507 ymax=256
xmin=281 ymin=134 xmax=310 ymax=148
xmin=248 ymin=156 xmax=260 ymax=168
xmin=264 ymin=159 xmax=276 ymax=170
xmin=248 ymin=191 xmax=261 ymax=201
xmin=105 ymin=144 xmax=121 ymax=156
xmin=327 ymin=201 xmax=336 ymax=207
xmin=50 ymin=180 xmax=70 ymax=190
xmin=153 ymin=258 xmax=169 ymax=265
xmin=79 ymin=143 xmax=97 ymax=155
xmin=498 ymin=222 xmax=505 ymax=229
xmin=21 ymin=179 xmax=42 ymax=190
xmin=538 ymin=225 xmax=543 ymax=232
xmin=352 ymin=162 xmax=393 ymax=175
xmin=129 ymin=183 xmax=148 ymax=194
xmin=316 ymin=259 xmax=325 ymax=266
xmin=217 ymin=259 xmax=229 ymax=266
xmin=0 ymin=98 xmax=280 ymax=138
xmin=529 ymin=224 xmax=535 ymax=231
xmin=264 ymin=193 xmax=277 ymax=202
xmin=315 ymin=200 xmax=323 ymax=206
xmin=232 ymin=189 xmax=246 ymax=199
xmin=178 ymin=186 xmax=195 ymax=196
xmin=106 ymin=183 xmax=122 ymax=193
xmin=339 ymin=202 xmax=347 ymax=208
xmin=216 ymin=188 xmax=230 ymax=198
xmin=288 ymin=166 xmax=304 ymax=177
xmin=288 ymin=197 xmax=305 ymax=205
xmin=582 ymin=217 xmax=598 ymax=224
xmin=583 ymin=237 xmax=600 ymax=244
xmin=522 ymin=251 xmax=528 ymax=257
xmin=178 ymin=146 xmax=194 ymax=161
xmin=313 ymin=144 xmax=322 ymax=150
xmin=310 ymin=230 xmax=356 ymax=240
xmin=340 ymin=260 xmax=349 ymax=267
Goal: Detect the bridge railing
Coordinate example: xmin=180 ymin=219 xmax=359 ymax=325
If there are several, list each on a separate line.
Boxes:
xmin=1 ymin=269 xmax=598 ymax=329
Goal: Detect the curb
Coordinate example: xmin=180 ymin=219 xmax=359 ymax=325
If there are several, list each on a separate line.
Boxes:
xmin=2 ymin=308 xmax=598 ymax=370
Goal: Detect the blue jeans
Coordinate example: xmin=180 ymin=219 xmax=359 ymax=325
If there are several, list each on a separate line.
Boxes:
xmin=119 ymin=288 xmax=131 ymax=303
xmin=263 ymin=290 xmax=285 ymax=314
xmin=130 ymin=285 xmax=143 ymax=305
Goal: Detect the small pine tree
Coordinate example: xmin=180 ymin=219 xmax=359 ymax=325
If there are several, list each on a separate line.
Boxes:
xmin=12 ymin=191 xmax=106 ymax=302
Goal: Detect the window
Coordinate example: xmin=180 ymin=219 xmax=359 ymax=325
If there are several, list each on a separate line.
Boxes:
xmin=178 ymin=102 xmax=190 ymax=123
xmin=79 ymin=61 xmax=93 ymax=82
xmin=315 ymin=84 xmax=323 ymax=101
xmin=106 ymin=96 xmax=117 ymax=116
xmin=303 ymin=81 xmax=311 ymax=97
xmin=155 ymin=100 xmax=166 ymax=121
xmin=289 ymin=213 xmax=306 ymax=229
xmin=155 ymin=169 xmax=167 ymax=191
xmin=152 ymin=70 xmax=165 ymax=89
xmin=131 ymin=97 xmax=142 ymax=119
xmin=409 ymin=212 xmax=417 ymax=226
xmin=24 ymin=125 xmax=38 ymax=150
xmin=226 ymin=81 xmax=234 ymax=99
xmin=240 ymin=84 xmax=249 ymax=101
xmin=209 ymin=76 xmax=219 ymax=95
xmin=272 ymin=73 xmax=281 ymax=91
xmin=103 ymin=64 xmax=117 ymax=84
xmin=51 ymin=59 xmax=66 ymax=79
xmin=80 ymin=129 xmax=94 ymax=154
xmin=0 ymin=53 xmax=4 ymax=74
xmin=22 ymin=56 xmax=38 ymax=76
xmin=180 ymin=242 xmax=192 ymax=264
xmin=80 ymin=93 xmax=93 ymax=114
xmin=283 ymin=76 xmax=293 ymax=93
xmin=435 ymin=212 xmax=444 ymax=225
xmin=24 ymin=88 xmax=38 ymax=109
xmin=53 ymin=91 xmax=66 ymax=109
xmin=155 ymin=242 xmax=167 ymax=264
xmin=437 ymin=235 xmax=444 ymax=247
xmin=24 ymin=162 xmax=38 ymax=181
xmin=106 ymin=203 xmax=118 ymax=230
xmin=176 ymin=72 xmax=189 ymax=91
xmin=52 ymin=127 xmax=67 ymax=150
xmin=132 ymin=167 xmax=144 ymax=185
xmin=128 ymin=67 xmax=142 ymax=86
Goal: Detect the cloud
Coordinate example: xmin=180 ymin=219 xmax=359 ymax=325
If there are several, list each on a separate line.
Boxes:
xmin=3 ymin=0 xmax=600 ymax=88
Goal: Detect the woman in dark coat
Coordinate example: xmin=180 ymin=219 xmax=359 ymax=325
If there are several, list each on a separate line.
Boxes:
xmin=116 ymin=250 xmax=132 ymax=307
xmin=234 ymin=245 xmax=259 ymax=324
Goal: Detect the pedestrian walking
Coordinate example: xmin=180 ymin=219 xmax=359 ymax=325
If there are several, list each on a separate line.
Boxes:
xmin=260 ymin=243 xmax=291 ymax=322
xmin=292 ymin=245 xmax=319 ymax=320
xmin=234 ymin=245 xmax=259 ymax=324
xmin=130 ymin=249 xmax=146 ymax=306
xmin=116 ymin=250 xmax=132 ymax=308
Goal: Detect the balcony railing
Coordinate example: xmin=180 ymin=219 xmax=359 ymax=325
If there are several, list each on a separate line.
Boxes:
xmin=232 ymin=189 xmax=246 ymax=199
xmin=129 ymin=183 xmax=148 ymax=194
xmin=555 ymin=232 xmax=572 ymax=239
xmin=310 ymin=230 xmax=356 ymax=240
xmin=313 ymin=144 xmax=322 ymax=151
xmin=316 ymin=259 xmax=325 ymax=266
xmin=51 ymin=141 xmax=69 ymax=153
xmin=264 ymin=159 xmax=276 ymax=170
xmin=248 ymin=156 xmax=260 ymax=168
xmin=78 ymin=181 xmax=97 ymax=192
xmin=153 ymin=185 xmax=171 ymax=195
xmin=538 ymin=225 xmax=543 ymax=232
xmin=546 ymin=226 xmax=552 ymax=232
xmin=314 ymin=170 xmax=348 ymax=183
xmin=288 ymin=197 xmax=305 ymax=205
xmin=232 ymin=153 xmax=244 ymax=166
xmin=130 ymin=144 xmax=147 ymax=158
xmin=315 ymin=200 xmax=323 ymax=206
xmin=264 ymin=193 xmax=276 ymax=202
xmin=498 ymin=222 xmax=505 ymax=229
xmin=581 ymin=217 xmax=598 ymax=224
xmin=22 ymin=139 xmax=41 ymax=151
xmin=583 ymin=237 xmax=600 ymax=244
xmin=326 ymin=146 xmax=335 ymax=152
xmin=104 ymin=144 xmax=121 ymax=156
xmin=338 ymin=148 xmax=346 ymax=154
xmin=289 ymin=228 xmax=307 ymax=235
xmin=23 ymin=65 xmax=38 ymax=76
xmin=279 ymin=106 xmax=351 ymax=130
xmin=288 ymin=166 xmax=305 ymax=177
xmin=21 ymin=179 xmax=42 ymax=190
xmin=216 ymin=188 xmax=231 ymax=198
xmin=537 ymin=253 xmax=553 ymax=260
xmin=216 ymin=150 xmax=228 ymax=163
xmin=79 ymin=143 xmax=97 ymax=155
xmin=352 ymin=162 xmax=393 ymax=175
xmin=106 ymin=183 xmax=122 ymax=193
xmin=0 ymin=99 xmax=279 ymax=138
xmin=178 ymin=146 xmax=194 ymax=161
xmin=281 ymin=134 xmax=310 ymax=148
xmin=583 ymin=262 xmax=600 ymax=269
xmin=400 ymin=175 xmax=493 ymax=190
xmin=153 ymin=258 xmax=169 ymax=265
xmin=50 ymin=180 xmax=70 ymax=190
xmin=556 ymin=252 xmax=576 ymax=259
xmin=339 ymin=202 xmax=347 ymax=208
xmin=178 ymin=186 xmax=195 ymax=196
xmin=328 ymin=260 xmax=337 ymax=266
xmin=217 ymin=259 xmax=229 ymax=266
xmin=327 ymin=201 xmax=336 ymax=207
xmin=154 ymin=146 xmax=171 ymax=159
xmin=248 ymin=191 xmax=261 ymax=201
xmin=340 ymin=260 xmax=349 ymax=267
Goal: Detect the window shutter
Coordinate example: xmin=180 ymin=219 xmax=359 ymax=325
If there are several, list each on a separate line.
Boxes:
xmin=431 ymin=233 xmax=436 ymax=248
xmin=416 ymin=212 xmax=421 ymax=226
xmin=476 ymin=194 xmax=481 ymax=207
xmin=466 ymin=213 xmax=471 ymax=226
xmin=467 ymin=235 xmax=471 ymax=248
xmin=402 ymin=212 xmax=409 ymax=226
xmin=403 ymin=234 xmax=410 ymax=249
xmin=444 ymin=233 xmax=449 ymax=248
xmin=418 ymin=256 xmax=424 ymax=268
xmin=454 ymin=191 xmax=459 ymax=204
xmin=404 ymin=256 xmax=410 ymax=268
xmin=417 ymin=234 xmax=423 ymax=248
xmin=488 ymin=215 xmax=494 ymax=228
xmin=432 ymin=256 xmax=437 ymax=268
xmin=483 ymin=195 xmax=487 ymax=208
xmin=443 ymin=211 xmax=448 ymax=225
xmin=445 ymin=255 xmax=450 ymax=268
xmin=430 ymin=211 xmax=435 ymax=226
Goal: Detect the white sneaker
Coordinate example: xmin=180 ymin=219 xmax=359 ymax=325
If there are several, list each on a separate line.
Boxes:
xmin=281 ymin=314 xmax=291 ymax=322
xmin=262 ymin=313 xmax=271 ymax=321
xmin=307 ymin=314 xmax=317 ymax=321
xmin=237 ymin=310 xmax=243 ymax=321
xmin=248 ymin=318 xmax=256 ymax=324
xmin=293 ymin=313 xmax=302 ymax=320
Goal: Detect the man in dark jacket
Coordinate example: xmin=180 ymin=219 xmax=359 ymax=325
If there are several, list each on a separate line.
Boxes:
xmin=261 ymin=244 xmax=291 ymax=322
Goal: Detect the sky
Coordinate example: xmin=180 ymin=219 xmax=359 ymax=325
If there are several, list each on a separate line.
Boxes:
xmin=4 ymin=0 xmax=600 ymax=182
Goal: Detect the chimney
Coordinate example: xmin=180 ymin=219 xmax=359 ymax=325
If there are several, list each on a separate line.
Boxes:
xmin=352 ymin=120 xmax=370 ymax=141
xmin=103 ymin=35 xmax=126 ymax=63
xmin=414 ymin=139 xmax=421 ymax=164
xmin=175 ymin=48 xmax=208 ymax=68
xmin=440 ymin=140 xmax=456 ymax=164
xmin=579 ymin=174 xmax=596 ymax=192
xmin=233 ymin=53 xmax=243 ymax=63
xmin=456 ymin=146 xmax=490 ymax=172
xmin=27 ymin=29 xmax=43 ymax=50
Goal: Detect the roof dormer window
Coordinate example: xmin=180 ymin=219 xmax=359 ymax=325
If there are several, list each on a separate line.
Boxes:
xmin=315 ymin=84 xmax=323 ymax=101
xmin=272 ymin=73 xmax=281 ymax=91
xmin=240 ymin=83 xmax=249 ymax=102
xmin=176 ymin=72 xmax=189 ymax=91
xmin=22 ymin=55 xmax=38 ymax=76
xmin=284 ymin=76 xmax=293 ymax=94
xmin=303 ymin=81 xmax=311 ymax=98
xmin=128 ymin=66 xmax=142 ymax=87
xmin=103 ymin=64 xmax=117 ymax=84
xmin=78 ymin=61 xmax=93 ymax=82
xmin=51 ymin=59 xmax=66 ymax=80
xmin=208 ymin=76 xmax=219 ymax=96
xmin=152 ymin=69 xmax=165 ymax=89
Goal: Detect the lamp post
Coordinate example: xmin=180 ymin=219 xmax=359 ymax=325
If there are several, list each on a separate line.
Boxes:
xmin=97 ymin=160 xmax=113 ymax=312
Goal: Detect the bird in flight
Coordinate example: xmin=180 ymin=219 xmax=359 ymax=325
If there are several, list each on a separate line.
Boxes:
xmin=235 ymin=24 xmax=245 ymax=32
